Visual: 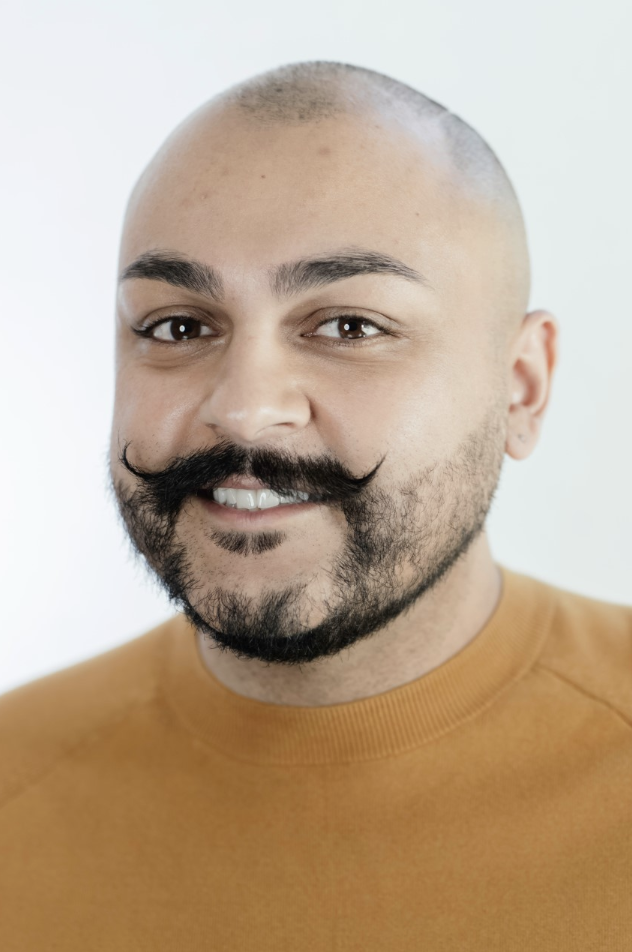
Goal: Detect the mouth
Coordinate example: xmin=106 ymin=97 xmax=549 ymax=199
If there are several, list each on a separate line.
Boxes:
xmin=196 ymin=482 xmax=322 ymax=524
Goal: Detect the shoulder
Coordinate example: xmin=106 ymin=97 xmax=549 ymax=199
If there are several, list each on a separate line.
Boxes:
xmin=530 ymin=573 xmax=632 ymax=725
xmin=0 ymin=615 xmax=179 ymax=809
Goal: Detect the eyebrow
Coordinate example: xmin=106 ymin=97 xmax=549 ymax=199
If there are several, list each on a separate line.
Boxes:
xmin=119 ymin=247 xmax=430 ymax=301
xmin=271 ymin=249 xmax=430 ymax=295
xmin=119 ymin=250 xmax=225 ymax=300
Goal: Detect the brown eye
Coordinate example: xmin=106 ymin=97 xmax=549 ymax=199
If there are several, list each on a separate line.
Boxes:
xmin=147 ymin=317 xmax=214 ymax=342
xmin=166 ymin=317 xmax=198 ymax=341
xmin=313 ymin=316 xmax=383 ymax=342
xmin=339 ymin=318 xmax=366 ymax=339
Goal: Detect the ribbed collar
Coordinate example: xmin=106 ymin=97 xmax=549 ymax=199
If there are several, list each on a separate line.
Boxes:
xmin=162 ymin=565 xmax=555 ymax=765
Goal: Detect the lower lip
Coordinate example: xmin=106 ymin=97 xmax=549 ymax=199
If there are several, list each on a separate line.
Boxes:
xmin=198 ymin=495 xmax=319 ymax=527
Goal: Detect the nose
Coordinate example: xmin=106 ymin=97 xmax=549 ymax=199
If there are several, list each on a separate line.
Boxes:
xmin=199 ymin=328 xmax=311 ymax=445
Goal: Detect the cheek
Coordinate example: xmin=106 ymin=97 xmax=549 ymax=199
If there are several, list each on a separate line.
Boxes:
xmin=111 ymin=366 xmax=200 ymax=463
xmin=348 ymin=353 xmax=491 ymax=472
xmin=317 ymin=363 xmax=442 ymax=470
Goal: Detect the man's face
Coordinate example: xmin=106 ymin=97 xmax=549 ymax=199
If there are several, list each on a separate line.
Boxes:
xmin=110 ymin=108 xmax=513 ymax=665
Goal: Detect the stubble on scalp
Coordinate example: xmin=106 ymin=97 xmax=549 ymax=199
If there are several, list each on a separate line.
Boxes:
xmin=134 ymin=60 xmax=531 ymax=340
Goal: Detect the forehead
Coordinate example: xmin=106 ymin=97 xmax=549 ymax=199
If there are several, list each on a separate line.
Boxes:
xmin=120 ymin=110 xmax=496 ymax=283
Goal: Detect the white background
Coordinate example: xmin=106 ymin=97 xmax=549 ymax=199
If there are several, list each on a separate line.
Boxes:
xmin=1 ymin=0 xmax=630 ymax=694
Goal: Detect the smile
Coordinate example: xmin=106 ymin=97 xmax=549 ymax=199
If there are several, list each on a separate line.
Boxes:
xmin=198 ymin=491 xmax=318 ymax=526
xmin=211 ymin=487 xmax=311 ymax=510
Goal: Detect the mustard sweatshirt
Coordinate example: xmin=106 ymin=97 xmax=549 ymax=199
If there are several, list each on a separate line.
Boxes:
xmin=1 ymin=565 xmax=631 ymax=951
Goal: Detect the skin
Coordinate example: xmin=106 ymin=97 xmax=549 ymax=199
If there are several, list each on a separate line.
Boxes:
xmin=110 ymin=100 xmax=558 ymax=706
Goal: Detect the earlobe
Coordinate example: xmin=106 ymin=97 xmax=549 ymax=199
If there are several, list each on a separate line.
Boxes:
xmin=505 ymin=424 xmax=535 ymax=460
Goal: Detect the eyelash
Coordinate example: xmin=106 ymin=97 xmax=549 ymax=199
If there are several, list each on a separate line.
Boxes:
xmin=132 ymin=314 xmax=389 ymax=347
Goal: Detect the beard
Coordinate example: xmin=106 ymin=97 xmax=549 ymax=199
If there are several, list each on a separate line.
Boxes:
xmin=109 ymin=404 xmax=506 ymax=667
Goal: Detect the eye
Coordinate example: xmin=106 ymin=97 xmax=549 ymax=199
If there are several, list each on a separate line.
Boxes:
xmin=311 ymin=315 xmax=384 ymax=343
xmin=136 ymin=316 xmax=215 ymax=342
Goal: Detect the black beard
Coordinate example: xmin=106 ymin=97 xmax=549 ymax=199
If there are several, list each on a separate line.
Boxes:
xmin=108 ymin=409 xmax=505 ymax=666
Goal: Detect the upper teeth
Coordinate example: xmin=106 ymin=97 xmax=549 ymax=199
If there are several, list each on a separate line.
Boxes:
xmin=212 ymin=487 xmax=310 ymax=510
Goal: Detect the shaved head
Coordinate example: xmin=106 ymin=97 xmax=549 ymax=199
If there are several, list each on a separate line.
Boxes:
xmin=226 ymin=61 xmax=522 ymax=203
xmin=125 ymin=61 xmax=530 ymax=340
xmin=110 ymin=60 xmax=556 ymax=696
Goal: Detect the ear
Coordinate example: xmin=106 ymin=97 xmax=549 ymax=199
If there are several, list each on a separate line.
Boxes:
xmin=506 ymin=309 xmax=559 ymax=460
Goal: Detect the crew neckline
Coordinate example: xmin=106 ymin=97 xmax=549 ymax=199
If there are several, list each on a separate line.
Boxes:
xmin=162 ymin=565 xmax=556 ymax=764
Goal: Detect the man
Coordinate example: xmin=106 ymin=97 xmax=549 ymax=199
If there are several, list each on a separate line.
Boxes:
xmin=1 ymin=61 xmax=630 ymax=950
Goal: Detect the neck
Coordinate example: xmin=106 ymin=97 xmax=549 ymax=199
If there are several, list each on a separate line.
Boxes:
xmin=195 ymin=532 xmax=502 ymax=707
